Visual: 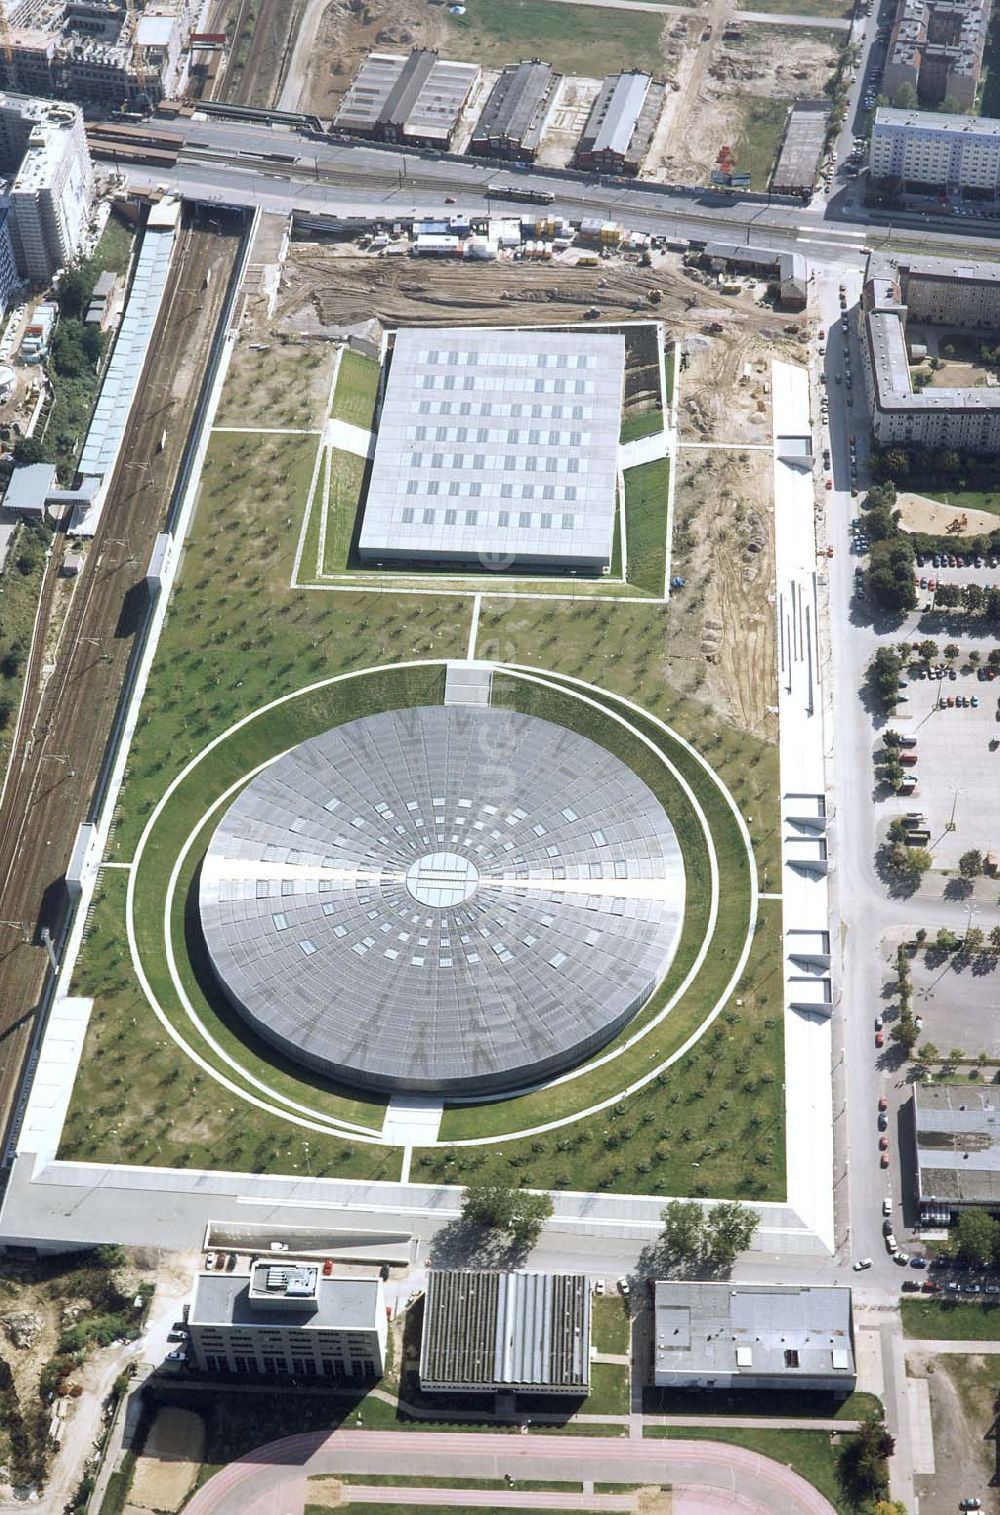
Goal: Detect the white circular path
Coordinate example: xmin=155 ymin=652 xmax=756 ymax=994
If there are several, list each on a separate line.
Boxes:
xmin=125 ymin=662 xmax=757 ymax=1146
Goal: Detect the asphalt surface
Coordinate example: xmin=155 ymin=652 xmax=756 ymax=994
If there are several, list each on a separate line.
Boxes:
xmin=0 ymin=207 xmax=245 ymax=1157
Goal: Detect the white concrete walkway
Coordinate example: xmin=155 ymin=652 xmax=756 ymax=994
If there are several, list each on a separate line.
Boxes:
xmin=771 ymin=359 xmax=835 ymax=1256
xmin=620 ymin=429 xmax=670 ymax=469
xmin=324 ymin=417 xmax=373 ymax=458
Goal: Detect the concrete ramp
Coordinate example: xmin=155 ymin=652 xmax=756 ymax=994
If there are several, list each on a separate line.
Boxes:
xmin=444 ymin=660 xmax=493 ymax=706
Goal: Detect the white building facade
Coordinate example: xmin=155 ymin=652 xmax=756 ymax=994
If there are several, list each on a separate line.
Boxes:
xmin=870 ymin=107 xmax=1000 ymax=197
xmin=187 ymin=1261 xmax=388 ymax=1381
xmin=0 ymin=93 xmax=92 ymax=282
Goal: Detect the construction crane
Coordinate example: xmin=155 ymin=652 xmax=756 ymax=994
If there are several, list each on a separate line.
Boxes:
xmin=123 ymin=0 xmax=148 ymax=102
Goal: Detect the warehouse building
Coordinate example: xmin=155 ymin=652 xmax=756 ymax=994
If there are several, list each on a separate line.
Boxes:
xmin=333 ymin=49 xmax=480 ymax=149
xmin=914 ymin=1084 xmax=1000 ymax=1219
xmin=187 ymin=1260 xmax=388 ymax=1380
xmin=859 ymin=249 xmax=1000 ymax=452
xmin=574 ymin=70 xmax=665 ymax=176
xmin=702 ymin=242 xmax=808 ymax=310
xmin=770 ymin=100 xmax=830 ymax=197
xmin=652 ymin=1282 xmax=856 ymax=1394
xmin=0 ymin=92 xmax=92 ymax=283
xmin=469 ymin=59 xmax=561 ymax=161
xmin=870 ymin=107 xmax=1000 ymax=198
xmin=420 ymin=1271 xmax=591 ymax=1395
xmin=359 ymin=326 xmax=625 ymax=573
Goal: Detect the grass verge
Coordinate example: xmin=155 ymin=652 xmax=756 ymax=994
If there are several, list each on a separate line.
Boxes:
xmin=643 ymin=1427 xmax=853 ymax=1513
xmin=624 ymin=458 xmax=668 ymax=595
xmin=621 ymin=410 xmax=665 ymax=446
xmin=443 ymin=0 xmax=668 ymax=77
xmin=591 ymin=1295 xmax=630 ymax=1356
xmin=900 ymin=1297 xmax=1000 ymax=1339
xmin=331 ymin=350 xmax=380 ymax=430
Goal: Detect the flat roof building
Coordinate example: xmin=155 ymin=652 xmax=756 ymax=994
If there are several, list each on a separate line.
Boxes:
xmin=870 ymin=107 xmax=1000 ymax=196
xmin=653 ymin=1282 xmax=856 ymax=1393
xmin=420 ymin=1271 xmax=591 ymax=1395
xmin=333 ymin=49 xmax=480 ymax=148
xmin=574 ymin=70 xmax=665 ymax=176
xmin=187 ymin=1260 xmax=388 ymax=1380
xmin=859 ymin=249 xmax=1000 ymax=452
xmin=914 ymin=1084 xmax=1000 ymax=1215
xmin=882 ymin=0 xmax=988 ymax=111
xmin=0 ymin=92 xmax=92 ymax=283
xmin=469 ymin=59 xmax=561 ymax=161
xmin=770 ymin=101 xmax=830 ymax=197
xmin=359 ymin=326 xmax=625 ymax=572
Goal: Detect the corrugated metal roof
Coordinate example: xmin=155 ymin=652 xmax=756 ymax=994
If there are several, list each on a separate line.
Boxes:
xmin=77 ymin=219 xmax=175 ymax=480
xmin=420 ymin=1270 xmax=590 ymax=1392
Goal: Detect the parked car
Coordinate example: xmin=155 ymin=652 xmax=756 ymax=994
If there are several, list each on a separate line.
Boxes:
xmin=879 ymin=1135 xmax=890 ymax=1151
xmin=885 ymin=1232 xmax=898 ymax=1252
xmin=876 ymin=1032 xmax=884 ymax=1049
xmin=910 ymin=1256 xmax=928 ymax=1268
xmin=959 ymin=1500 xmax=982 ymax=1510
xmin=879 ymin=1097 xmax=888 ymax=1112
xmin=895 ymin=1252 xmax=911 ymax=1266
xmin=882 ymin=1196 xmax=892 ymax=1215
xmin=853 ymin=1258 xmax=873 ymax=1270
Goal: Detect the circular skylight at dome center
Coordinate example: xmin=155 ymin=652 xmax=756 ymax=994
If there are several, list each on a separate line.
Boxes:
xmin=406 ymin=851 xmax=480 ymax=907
xmin=199 ymin=703 xmax=687 ymax=1097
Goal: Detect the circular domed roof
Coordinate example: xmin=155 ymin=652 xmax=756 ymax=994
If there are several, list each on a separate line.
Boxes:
xmin=199 ymin=704 xmax=685 ymax=1096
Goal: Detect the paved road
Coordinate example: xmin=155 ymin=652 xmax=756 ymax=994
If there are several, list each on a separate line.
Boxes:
xmin=183 ymin=1429 xmax=839 ymax=1515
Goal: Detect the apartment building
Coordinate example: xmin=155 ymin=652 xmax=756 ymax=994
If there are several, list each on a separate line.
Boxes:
xmin=859 ymin=249 xmax=1000 ymax=452
xmin=882 ymin=0 xmax=988 ymax=109
xmin=186 ymin=1260 xmax=388 ymax=1381
xmin=0 ymin=92 xmax=92 ymax=282
xmin=0 ymin=0 xmax=193 ymax=107
xmin=870 ymin=107 xmax=1000 ymax=196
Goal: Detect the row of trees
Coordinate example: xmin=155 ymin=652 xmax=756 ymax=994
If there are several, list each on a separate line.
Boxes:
xmin=458 ymin=1186 xmax=762 ymax=1272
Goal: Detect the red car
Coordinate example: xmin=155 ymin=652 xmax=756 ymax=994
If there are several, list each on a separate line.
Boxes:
xmin=825 ymin=479 xmax=833 ymax=490
xmin=922 ymin=1281 xmax=940 ymax=1293
xmin=878 ymin=1096 xmax=888 ymax=1111
xmin=880 ymin=1153 xmax=890 ymax=1168
xmin=879 ymin=1135 xmax=890 ymax=1151
xmin=875 ymin=1032 xmax=884 ymax=1049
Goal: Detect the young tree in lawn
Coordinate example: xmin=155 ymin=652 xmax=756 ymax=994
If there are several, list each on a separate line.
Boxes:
xmin=959 ymin=848 xmax=983 ymax=878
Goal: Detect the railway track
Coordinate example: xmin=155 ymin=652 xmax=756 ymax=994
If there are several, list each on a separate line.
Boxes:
xmin=0 ymin=207 xmax=245 ymax=1157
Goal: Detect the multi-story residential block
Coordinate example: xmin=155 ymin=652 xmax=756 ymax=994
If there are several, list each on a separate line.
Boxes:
xmin=186 ymin=1260 xmax=388 ymax=1381
xmin=0 ymin=0 xmax=194 ymax=108
xmin=870 ymin=107 xmax=1000 ymax=197
xmin=882 ymin=0 xmax=988 ymax=109
xmin=859 ymin=249 xmax=1000 ymax=452
xmin=0 ymin=92 xmax=92 ymax=282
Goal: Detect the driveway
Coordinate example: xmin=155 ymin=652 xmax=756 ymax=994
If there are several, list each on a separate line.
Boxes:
xmin=183 ymin=1429 xmax=839 ymax=1515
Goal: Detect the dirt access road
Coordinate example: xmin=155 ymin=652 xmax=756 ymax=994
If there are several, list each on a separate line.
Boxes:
xmin=0 ymin=208 xmax=244 ymax=1157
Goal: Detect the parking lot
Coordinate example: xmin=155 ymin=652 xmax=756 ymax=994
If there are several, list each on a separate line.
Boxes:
xmin=888 ymin=664 xmax=1000 ymax=869
xmin=909 ymin=950 xmax=1000 ymax=1058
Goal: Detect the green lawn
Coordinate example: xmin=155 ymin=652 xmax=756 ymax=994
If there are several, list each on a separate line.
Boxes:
xmin=443 ymin=0 xmax=668 ymax=76
xmin=910 ymin=486 xmax=1000 ymax=516
xmin=0 ymin=522 xmax=48 ymax=793
xmin=331 ymin=350 xmax=380 ymax=430
xmin=732 ymin=98 xmax=796 ymax=191
xmin=643 ymin=1427 xmax=853 ymax=1514
xmin=901 ymin=1297 xmax=1000 ymax=1339
xmin=623 ymin=458 xmax=669 ymax=596
xmin=745 ymin=0 xmax=851 ymax=16
xmin=620 ymin=409 xmax=665 ymax=446
xmin=591 ymin=1295 xmax=630 ymax=1356
xmin=318 ymin=447 xmax=367 ymax=574
xmin=586 ymin=1362 xmax=630 ymax=1416
xmin=60 ymin=310 xmax=783 ymax=1201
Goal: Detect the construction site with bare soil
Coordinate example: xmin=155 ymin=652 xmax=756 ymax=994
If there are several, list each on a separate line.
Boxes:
xmin=255 ymin=233 xmax=793 ymax=740
xmin=276 ymin=0 xmax=846 ymax=192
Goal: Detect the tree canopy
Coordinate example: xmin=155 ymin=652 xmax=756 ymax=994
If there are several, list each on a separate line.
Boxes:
xmin=657 ymin=1199 xmax=759 ymax=1272
xmin=460 ymin=1183 xmax=553 ymax=1248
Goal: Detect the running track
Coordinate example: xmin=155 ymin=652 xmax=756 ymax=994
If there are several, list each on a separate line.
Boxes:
xmin=184 ymin=1428 xmax=838 ymax=1515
